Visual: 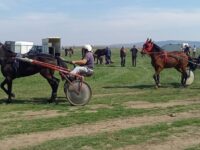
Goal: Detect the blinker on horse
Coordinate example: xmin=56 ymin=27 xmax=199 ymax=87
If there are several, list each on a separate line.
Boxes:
xmin=0 ymin=43 xmax=66 ymax=103
xmin=142 ymin=39 xmax=189 ymax=88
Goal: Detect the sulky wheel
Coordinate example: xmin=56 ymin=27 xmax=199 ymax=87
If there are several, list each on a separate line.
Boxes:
xmin=64 ymin=80 xmax=92 ymax=106
xmin=186 ymin=70 xmax=194 ymax=85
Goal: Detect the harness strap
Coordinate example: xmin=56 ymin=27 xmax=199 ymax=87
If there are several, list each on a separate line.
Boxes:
xmin=163 ymin=51 xmax=168 ymax=64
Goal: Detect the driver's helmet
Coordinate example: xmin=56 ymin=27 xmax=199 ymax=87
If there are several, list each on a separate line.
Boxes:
xmin=83 ymin=44 xmax=92 ymax=52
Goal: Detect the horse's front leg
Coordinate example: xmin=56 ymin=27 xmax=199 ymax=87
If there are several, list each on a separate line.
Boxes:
xmin=1 ymin=79 xmax=15 ymax=101
xmin=157 ymin=74 xmax=161 ymax=87
xmin=1 ymin=78 xmax=14 ymax=103
xmin=7 ymin=79 xmax=14 ymax=103
xmin=153 ymin=67 xmax=162 ymax=88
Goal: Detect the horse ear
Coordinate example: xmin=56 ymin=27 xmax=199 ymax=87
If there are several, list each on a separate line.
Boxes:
xmin=146 ymin=38 xmax=149 ymax=42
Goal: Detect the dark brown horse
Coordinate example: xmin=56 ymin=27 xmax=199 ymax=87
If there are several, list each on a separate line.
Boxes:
xmin=142 ymin=39 xmax=189 ymax=88
xmin=0 ymin=43 xmax=66 ymax=103
xmin=93 ymin=48 xmax=106 ymax=64
xmin=65 ymin=47 xmax=74 ymax=57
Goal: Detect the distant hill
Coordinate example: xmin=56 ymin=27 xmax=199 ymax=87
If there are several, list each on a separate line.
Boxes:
xmin=109 ymin=40 xmax=200 ymax=48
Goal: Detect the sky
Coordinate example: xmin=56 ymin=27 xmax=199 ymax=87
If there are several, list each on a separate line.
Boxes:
xmin=0 ymin=0 xmax=200 ymax=46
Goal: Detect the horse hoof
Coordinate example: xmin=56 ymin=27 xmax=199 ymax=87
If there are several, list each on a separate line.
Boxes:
xmin=49 ymin=97 xmax=58 ymax=104
xmin=48 ymin=99 xmax=53 ymax=103
xmin=11 ymin=93 xmax=15 ymax=98
xmin=6 ymin=99 xmax=12 ymax=104
xmin=55 ymin=100 xmax=58 ymax=105
xmin=180 ymin=85 xmax=186 ymax=88
xmin=155 ymin=85 xmax=159 ymax=89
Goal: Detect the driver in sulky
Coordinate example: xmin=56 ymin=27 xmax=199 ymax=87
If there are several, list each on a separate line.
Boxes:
xmin=70 ymin=44 xmax=94 ymax=76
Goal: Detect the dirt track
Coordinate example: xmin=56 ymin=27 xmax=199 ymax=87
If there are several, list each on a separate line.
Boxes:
xmin=1 ymin=111 xmax=200 ymax=150
xmin=1 ymin=99 xmax=200 ymax=150
xmin=118 ymin=128 xmax=200 ymax=150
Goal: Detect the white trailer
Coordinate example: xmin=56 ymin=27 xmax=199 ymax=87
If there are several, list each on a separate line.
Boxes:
xmin=42 ymin=37 xmax=61 ymax=56
xmin=5 ymin=41 xmax=34 ymax=54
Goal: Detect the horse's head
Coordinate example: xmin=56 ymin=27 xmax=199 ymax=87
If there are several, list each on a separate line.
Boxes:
xmin=0 ymin=43 xmax=16 ymax=65
xmin=141 ymin=39 xmax=154 ymax=55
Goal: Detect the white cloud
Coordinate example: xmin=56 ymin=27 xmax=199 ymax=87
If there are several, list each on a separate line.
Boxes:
xmin=1 ymin=7 xmax=200 ymax=45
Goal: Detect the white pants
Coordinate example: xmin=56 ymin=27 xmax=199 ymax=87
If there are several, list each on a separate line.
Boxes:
xmin=70 ymin=66 xmax=88 ymax=74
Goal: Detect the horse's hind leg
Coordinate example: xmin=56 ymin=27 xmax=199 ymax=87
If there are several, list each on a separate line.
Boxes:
xmin=47 ymin=77 xmax=60 ymax=103
xmin=181 ymin=70 xmax=188 ymax=87
xmin=41 ymin=71 xmax=60 ymax=103
xmin=176 ymin=67 xmax=188 ymax=87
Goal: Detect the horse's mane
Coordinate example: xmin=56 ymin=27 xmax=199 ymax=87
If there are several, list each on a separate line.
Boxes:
xmin=0 ymin=43 xmax=17 ymax=57
xmin=153 ymin=43 xmax=164 ymax=52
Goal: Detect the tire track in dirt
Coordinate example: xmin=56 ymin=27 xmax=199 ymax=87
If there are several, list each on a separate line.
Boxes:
xmin=117 ymin=128 xmax=200 ymax=150
xmin=93 ymin=91 xmax=144 ymax=98
xmin=1 ymin=111 xmax=200 ymax=150
xmin=123 ymin=99 xmax=200 ymax=109
xmin=0 ymin=110 xmax=67 ymax=123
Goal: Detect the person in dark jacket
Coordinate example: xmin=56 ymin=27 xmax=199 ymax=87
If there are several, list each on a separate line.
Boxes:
xmin=184 ymin=45 xmax=190 ymax=56
xmin=130 ymin=45 xmax=138 ymax=67
xmin=105 ymin=47 xmax=111 ymax=64
xmin=120 ymin=46 xmax=126 ymax=67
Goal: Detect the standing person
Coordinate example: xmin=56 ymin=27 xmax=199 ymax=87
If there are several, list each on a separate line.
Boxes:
xmin=192 ymin=45 xmax=197 ymax=58
xmin=130 ymin=45 xmax=138 ymax=67
xmin=120 ymin=46 xmax=126 ymax=67
xmin=71 ymin=44 xmax=94 ymax=75
xmin=184 ymin=45 xmax=190 ymax=56
xmin=105 ymin=47 xmax=111 ymax=64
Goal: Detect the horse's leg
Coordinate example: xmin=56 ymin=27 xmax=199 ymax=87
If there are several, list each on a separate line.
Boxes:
xmin=175 ymin=67 xmax=187 ymax=87
xmin=1 ymin=79 xmax=9 ymax=95
xmin=181 ymin=69 xmax=188 ymax=87
xmin=47 ymin=76 xmax=60 ymax=103
xmin=1 ymin=78 xmax=14 ymax=103
xmin=40 ymin=70 xmax=60 ymax=103
xmin=153 ymin=67 xmax=162 ymax=88
xmin=97 ymin=56 xmax=99 ymax=64
xmin=1 ymin=78 xmax=15 ymax=101
xmin=7 ymin=79 xmax=14 ymax=103
xmin=153 ymin=74 xmax=159 ymax=87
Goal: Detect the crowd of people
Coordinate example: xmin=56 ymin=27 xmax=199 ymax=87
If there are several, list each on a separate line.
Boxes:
xmin=69 ymin=44 xmax=139 ymax=77
xmin=54 ymin=43 xmax=199 ymax=80
xmin=120 ymin=45 xmax=138 ymax=67
xmin=182 ymin=44 xmax=197 ymax=58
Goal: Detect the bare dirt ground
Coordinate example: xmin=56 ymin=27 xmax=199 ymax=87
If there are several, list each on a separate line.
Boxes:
xmin=93 ymin=91 xmax=144 ymax=98
xmin=1 ymin=98 xmax=200 ymax=150
xmin=123 ymin=98 xmax=200 ymax=109
xmin=117 ymin=127 xmax=200 ymax=150
xmin=0 ymin=110 xmax=200 ymax=150
xmin=0 ymin=110 xmax=67 ymax=123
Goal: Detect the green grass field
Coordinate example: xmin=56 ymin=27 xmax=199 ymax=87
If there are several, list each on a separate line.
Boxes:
xmin=0 ymin=48 xmax=200 ymax=150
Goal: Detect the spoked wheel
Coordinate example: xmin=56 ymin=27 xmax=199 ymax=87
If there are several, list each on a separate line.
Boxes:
xmin=64 ymin=80 xmax=92 ymax=106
